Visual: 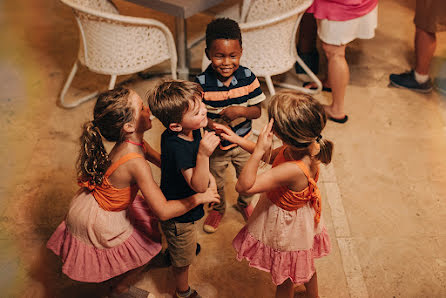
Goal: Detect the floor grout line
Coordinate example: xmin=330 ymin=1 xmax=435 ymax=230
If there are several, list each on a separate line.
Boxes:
xmin=321 ymin=164 xmax=369 ymax=298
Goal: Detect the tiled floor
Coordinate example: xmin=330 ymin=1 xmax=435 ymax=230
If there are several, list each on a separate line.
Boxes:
xmin=1 ymin=0 xmax=445 ymax=297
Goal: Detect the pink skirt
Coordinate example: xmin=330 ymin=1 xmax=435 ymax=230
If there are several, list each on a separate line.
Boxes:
xmin=233 ymin=193 xmax=331 ymax=285
xmin=47 ymin=190 xmax=162 ymax=283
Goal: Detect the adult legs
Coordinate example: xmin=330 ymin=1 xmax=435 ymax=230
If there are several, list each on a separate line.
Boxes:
xmin=414 ymin=27 xmax=437 ymax=75
xmin=321 ymin=42 xmax=348 ymax=119
xmin=297 ymin=13 xmax=318 ymax=54
xmin=389 ymin=0 xmax=443 ymax=92
xmin=296 ymin=13 xmax=319 ymax=74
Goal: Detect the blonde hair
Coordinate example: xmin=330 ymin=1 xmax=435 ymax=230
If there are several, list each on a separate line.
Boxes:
xmin=77 ymin=87 xmax=134 ymax=185
xmin=267 ymin=90 xmax=333 ymax=164
xmin=147 ymin=80 xmax=203 ymax=128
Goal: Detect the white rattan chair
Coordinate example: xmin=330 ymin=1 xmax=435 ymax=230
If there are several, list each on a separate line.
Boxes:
xmin=59 ymin=0 xmax=177 ymax=108
xmin=188 ymin=0 xmax=251 ymax=50
xmin=201 ymin=0 xmax=321 ymax=96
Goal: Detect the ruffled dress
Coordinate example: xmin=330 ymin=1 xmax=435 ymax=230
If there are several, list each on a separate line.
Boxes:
xmin=233 ymin=146 xmax=331 ymax=285
xmin=47 ymin=153 xmax=162 ymax=283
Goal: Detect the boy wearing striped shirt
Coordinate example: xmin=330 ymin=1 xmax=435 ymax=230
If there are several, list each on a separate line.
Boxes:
xmin=195 ymin=18 xmax=266 ymax=233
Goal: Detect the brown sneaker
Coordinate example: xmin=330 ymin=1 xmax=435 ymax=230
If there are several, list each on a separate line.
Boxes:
xmin=235 ymin=203 xmax=253 ymax=222
xmin=203 ymin=210 xmax=223 ymax=233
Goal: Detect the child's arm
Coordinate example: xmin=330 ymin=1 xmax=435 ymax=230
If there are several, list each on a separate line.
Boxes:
xmin=214 ymin=122 xmax=281 ymax=164
xmin=237 ymin=161 xmax=306 ymax=196
xmin=234 ymin=119 xmax=307 ymax=195
xmin=236 ymin=119 xmax=274 ymax=192
xmin=182 ymin=130 xmax=220 ymax=193
xmin=131 ymin=159 xmax=220 ymax=220
xmin=143 ymin=140 xmax=161 ymax=168
xmin=218 ymin=104 xmax=261 ymax=123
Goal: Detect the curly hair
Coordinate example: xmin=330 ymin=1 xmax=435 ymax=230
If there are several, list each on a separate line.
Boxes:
xmin=267 ymin=90 xmax=333 ymax=164
xmin=205 ymin=17 xmax=242 ymax=49
xmin=76 ymin=87 xmax=134 ymax=185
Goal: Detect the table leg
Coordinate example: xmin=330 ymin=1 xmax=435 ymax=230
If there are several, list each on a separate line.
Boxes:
xmin=175 ymin=17 xmax=189 ymax=80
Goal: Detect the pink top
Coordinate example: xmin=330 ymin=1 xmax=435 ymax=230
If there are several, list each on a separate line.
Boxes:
xmin=307 ymin=0 xmax=378 ymax=21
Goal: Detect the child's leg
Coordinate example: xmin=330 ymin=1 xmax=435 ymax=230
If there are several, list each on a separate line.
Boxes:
xmin=173 ymin=265 xmax=190 ymax=293
xmin=208 ymin=148 xmax=230 ymax=213
xmin=232 ymin=147 xmax=254 ymax=218
xmin=204 ymin=149 xmax=230 ymax=233
xmin=321 ymin=42 xmax=348 ymax=119
xmin=160 ymin=220 xmax=198 ymax=294
xmin=275 ymin=278 xmax=294 ymax=298
xmin=110 ymin=265 xmax=145 ymax=294
xmin=304 ymin=272 xmax=319 ymax=298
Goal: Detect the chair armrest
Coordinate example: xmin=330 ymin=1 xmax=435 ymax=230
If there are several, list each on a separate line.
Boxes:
xmin=239 ymin=0 xmax=312 ymax=30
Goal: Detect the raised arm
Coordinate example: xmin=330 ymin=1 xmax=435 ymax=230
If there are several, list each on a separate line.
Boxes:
xmin=182 ymin=130 xmax=220 ymax=193
xmin=236 ymin=119 xmax=274 ymax=192
xmin=131 ymin=159 xmax=219 ymax=220
xmin=214 ymin=120 xmax=279 ymax=164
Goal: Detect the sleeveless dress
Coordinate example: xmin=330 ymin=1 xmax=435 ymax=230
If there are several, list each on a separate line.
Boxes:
xmin=47 ymin=153 xmax=162 ymax=283
xmin=232 ymin=146 xmax=331 ymax=285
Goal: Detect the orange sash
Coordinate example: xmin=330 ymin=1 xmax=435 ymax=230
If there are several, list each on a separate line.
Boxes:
xmin=78 ymin=152 xmax=143 ymax=211
xmin=266 ymin=147 xmax=322 ymax=224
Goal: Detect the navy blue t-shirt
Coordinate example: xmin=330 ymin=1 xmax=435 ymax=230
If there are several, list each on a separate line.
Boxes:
xmin=160 ymin=129 xmax=204 ymax=223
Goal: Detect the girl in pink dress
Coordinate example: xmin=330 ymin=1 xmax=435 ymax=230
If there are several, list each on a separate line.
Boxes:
xmin=47 ymin=87 xmax=219 ymax=298
xmin=215 ymin=90 xmax=332 ymax=298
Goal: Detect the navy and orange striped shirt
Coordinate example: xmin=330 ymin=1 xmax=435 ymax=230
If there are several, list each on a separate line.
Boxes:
xmin=195 ymin=65 xmax=266 ymax=150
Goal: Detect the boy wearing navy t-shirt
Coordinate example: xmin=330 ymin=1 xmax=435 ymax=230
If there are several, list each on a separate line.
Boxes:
xmin=148 ymin=80 xmax=220 ymax=298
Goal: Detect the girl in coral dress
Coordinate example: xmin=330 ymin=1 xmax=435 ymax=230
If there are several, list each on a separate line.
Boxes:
xmin=215 ymin=90 xmax=332 ymax=298
xmin=47 ymin=87 xmax=219 ymax=298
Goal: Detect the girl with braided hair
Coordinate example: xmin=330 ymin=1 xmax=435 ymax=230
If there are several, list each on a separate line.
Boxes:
xmin=215 ymin=90 xmax=332 ymax=298
xmin=47 ymin=87 xmax=219 ymax=298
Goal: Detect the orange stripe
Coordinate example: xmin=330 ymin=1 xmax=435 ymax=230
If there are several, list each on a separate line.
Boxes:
xmin=204 ymin=79 xmax=261 ymax=102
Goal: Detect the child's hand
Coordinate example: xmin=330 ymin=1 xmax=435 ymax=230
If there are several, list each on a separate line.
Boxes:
xmin=198 ymin=131 xmax=220 ymax=157
xmin=255 ymin=119 xmax=274 ymax=154
xmin=219 ymin=106 xmax=243 ymax=123
xmin=213 ymin=123 xmax=241 ymax=144
xmin=193 ymin=186 xmax=220 ymax=205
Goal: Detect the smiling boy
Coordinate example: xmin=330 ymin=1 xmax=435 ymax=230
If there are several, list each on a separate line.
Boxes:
xmin=195 ymin=18 xmax=266 ymax=233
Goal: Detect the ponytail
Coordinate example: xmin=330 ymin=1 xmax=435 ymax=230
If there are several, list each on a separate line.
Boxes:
xmin=76 ymin=121 xmax=111 ymax=185
xmin=315 ymin=137 xmax=333 ymax=165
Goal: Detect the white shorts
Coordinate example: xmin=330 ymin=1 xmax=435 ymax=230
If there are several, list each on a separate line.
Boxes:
xmin=317 ymin=5 xmax=378 ymax=46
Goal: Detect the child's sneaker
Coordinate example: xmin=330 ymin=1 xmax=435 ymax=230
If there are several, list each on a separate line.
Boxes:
xmin=174 ymin=287 xmax=201 ymax=298
xmin=389 ymin=70 xmax=433 ymax=93
xmin=235 ymin=203 xmax=253 ymax=222
xmin=203 ymin=210 xmax=223 ymax=233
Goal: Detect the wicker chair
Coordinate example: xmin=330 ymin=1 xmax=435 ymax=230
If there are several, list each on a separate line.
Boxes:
xmin=59 ymin=0 xmax=177 ymax=108
xmin=201 ymin=0 xmax=321 ymax=95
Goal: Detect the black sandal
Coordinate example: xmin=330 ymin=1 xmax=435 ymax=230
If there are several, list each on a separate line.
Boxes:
xmin=303 ymin=82 xmax=332 ymax=92
xmin=328 ymin=115 xmax=348 ymax=123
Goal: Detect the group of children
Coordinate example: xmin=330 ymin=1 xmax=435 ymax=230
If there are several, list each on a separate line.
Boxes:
xmin=47 ymin=18 xmax=333 ymax=298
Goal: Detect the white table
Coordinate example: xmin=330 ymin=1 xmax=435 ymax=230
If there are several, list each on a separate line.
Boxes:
xmin=124 ymin=0 xmax=226 ymax=79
